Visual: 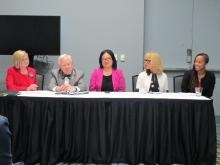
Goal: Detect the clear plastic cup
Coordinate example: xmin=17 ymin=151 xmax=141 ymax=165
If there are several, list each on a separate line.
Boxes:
xmin=195 ymin=87 xmax=203 ymax=96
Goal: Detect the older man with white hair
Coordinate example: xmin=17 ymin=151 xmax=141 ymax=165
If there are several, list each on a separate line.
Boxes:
xmin=48 ymin=54 xmax=87 ymax=92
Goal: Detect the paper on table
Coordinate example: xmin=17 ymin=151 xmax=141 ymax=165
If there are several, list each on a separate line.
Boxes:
xmin=17 ymin=91 xmax=210 ymax=100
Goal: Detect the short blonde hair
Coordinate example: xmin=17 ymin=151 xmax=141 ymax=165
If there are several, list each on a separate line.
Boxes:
xmin=144 ymin=51 xmax=164 ymax=74
xmin=12 ymin=50 xmax=29 ymax=69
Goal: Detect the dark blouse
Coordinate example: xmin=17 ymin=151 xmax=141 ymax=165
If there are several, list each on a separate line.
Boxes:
xmin=149 ymin=73 xmax=159 ymax=92
xmin=181 ymin=70 xmax=215 ymax=97
xmin=101 ymin=75 xmax=114 ymax=92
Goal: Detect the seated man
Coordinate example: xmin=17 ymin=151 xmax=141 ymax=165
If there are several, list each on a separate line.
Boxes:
xmin=0 ymin=115 xmax=12 ymax=165
xmin=48 ymin=54 xmax=87 ymax=92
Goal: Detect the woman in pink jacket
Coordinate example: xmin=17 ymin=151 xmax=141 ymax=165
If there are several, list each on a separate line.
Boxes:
xmin=89 ymin=49 xmax=126 ymax=92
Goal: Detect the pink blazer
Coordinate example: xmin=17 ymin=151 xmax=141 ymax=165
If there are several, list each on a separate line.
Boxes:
xmin=89 ymin=68 xmax=126 ymax=91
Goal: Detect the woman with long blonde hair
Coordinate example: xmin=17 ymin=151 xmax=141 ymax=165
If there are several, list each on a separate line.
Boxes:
xmin=136 ymin=51 xmax=168 ymax=93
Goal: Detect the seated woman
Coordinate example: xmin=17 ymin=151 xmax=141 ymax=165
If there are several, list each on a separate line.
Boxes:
xmin=6 ymin=50 xmax=38 ymax=91
xmin=181 ymin=53 xmax=215 ymax=98
xmin=89 ymin=49 xmax=126 ymax=92
xmin=136 ymin=51 xmax=168 ymax=93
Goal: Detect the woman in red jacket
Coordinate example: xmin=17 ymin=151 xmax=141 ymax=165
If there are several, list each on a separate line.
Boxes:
xmin=6 ymin=50 xmax=38 ymax=91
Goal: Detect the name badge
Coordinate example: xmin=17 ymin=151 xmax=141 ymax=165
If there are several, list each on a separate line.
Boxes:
xmin=29 ymin=72 xmax=34 ymax=78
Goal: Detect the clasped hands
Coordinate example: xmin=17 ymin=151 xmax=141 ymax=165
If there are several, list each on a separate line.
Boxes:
xmin=55 ymin=84 xmax=76 ymax=92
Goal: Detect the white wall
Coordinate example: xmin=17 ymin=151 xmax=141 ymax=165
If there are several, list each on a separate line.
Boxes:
xmin=0 ymin=0 xmax=144 ymax=91
xmin=193 ymin=0 xmax=220 ymax=69
xmin=144 ymin=0 xmax=193 ymax=68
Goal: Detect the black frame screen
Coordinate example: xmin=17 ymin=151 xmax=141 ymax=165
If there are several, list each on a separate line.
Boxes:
xmin=0 ymin=15 xmax=60 ymax=56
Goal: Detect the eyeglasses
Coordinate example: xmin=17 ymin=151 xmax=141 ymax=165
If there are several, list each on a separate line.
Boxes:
xmin=102 ymin=57 xmax=112 ymax=61
xmin=144 ymin=59 xmax=151 ymax=63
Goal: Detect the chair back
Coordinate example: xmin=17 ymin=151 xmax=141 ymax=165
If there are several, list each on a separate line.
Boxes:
xmin=173 ymin=75 xmax=184 ymax=92
xmin=36 ymin=74 xmax=44 ymax=90
xmin=132 ymin=75 xmax=139 ymax=92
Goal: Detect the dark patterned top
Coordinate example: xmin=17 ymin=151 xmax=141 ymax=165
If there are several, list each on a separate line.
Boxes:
xmin=149 ymin=74 xmax=159 ymax=92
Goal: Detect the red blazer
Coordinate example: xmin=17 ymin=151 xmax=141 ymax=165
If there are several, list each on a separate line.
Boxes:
xmin=6 ymin=66 xmax=37 ymax=91
xmin=89 ymin=68 xmax=126 ymax=91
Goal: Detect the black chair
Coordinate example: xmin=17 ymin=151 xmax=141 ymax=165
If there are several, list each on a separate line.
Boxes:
xmin=36 ymin=74 xmax=45 ymax=90
xmin=173 ymin=75 xmax=184 ymax=92
xmin=132 ymin=75 xmax=139 ymax=92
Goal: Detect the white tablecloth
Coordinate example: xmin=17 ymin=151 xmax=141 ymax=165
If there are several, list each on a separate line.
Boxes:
xmin=17 ymin=91 xmax=210 ymax=100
